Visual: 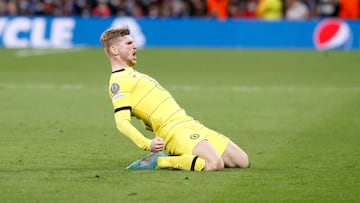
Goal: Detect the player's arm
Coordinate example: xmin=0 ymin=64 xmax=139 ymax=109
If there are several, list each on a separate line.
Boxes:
xmin=114 ymin=109 xmax=152 ymax=151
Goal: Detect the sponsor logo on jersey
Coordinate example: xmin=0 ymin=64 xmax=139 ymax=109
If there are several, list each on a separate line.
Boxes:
xmin=313 ymin=19 xmax=353 ymax=50
xmin=112 ymin=93 xmax=124 ymax=101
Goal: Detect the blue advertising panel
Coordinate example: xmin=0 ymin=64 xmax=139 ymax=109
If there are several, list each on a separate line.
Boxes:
xmin=0 ymin=16 xmax=359 ymax=50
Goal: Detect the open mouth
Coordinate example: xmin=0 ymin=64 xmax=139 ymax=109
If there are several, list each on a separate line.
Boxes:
xmin=132 ymin=51 xmax=137 ymax=60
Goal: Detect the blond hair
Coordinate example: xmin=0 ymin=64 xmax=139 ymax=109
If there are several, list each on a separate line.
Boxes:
xmin=100 ymin=27 xmax=130 ymax=55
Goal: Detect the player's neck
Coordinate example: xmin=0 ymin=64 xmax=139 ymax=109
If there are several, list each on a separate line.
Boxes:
xmin=112 ymin=66 xmax=126 ymax=72
xmin=110 ymin=58 xmax=129 ymax=72
xmin=111 ymin=61 xmax=129 ymax=72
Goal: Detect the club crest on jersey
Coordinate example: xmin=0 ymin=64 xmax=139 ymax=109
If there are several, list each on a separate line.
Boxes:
xmin=111 ymin=83 xmax=120 ymax=94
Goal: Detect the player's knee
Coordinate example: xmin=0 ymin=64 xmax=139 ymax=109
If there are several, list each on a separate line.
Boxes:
xmin=204 ymin=157 xmax=224 ymax=171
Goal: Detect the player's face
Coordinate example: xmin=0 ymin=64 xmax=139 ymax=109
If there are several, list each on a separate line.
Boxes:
xmin=115 ymin=35 xmax=137 ymax=67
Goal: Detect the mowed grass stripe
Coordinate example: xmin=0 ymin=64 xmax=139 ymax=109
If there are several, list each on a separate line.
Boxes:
xmin=267 ymin=94 xmax=360 ymax=202
xmin=208 ymin=91 xmax=360 ymax=202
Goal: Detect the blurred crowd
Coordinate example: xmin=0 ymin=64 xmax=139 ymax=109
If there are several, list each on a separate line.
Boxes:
xmin=0 ymin=0 xmax=359 ymax=20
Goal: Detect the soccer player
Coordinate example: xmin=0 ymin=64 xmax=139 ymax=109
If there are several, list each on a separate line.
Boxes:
xmin=100 ymin=27 xmax=249 ymax=171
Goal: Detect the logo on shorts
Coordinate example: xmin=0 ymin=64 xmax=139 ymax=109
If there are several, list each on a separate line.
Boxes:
xmin=190 ymin=133 xmax=200 ymax=140
xmin=313 ymin=19 xmax=353 ymax=50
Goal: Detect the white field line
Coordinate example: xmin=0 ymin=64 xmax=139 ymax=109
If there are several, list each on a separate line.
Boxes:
xmin=1 ymin=83 xmax=360 ymax=93
xmin=168 ymin=85 xmax=360 ymax=93
xmin=0 ymin=83 xmax=83 ymax=90
xmin=15 ymin=48 xmax=85 ymax=58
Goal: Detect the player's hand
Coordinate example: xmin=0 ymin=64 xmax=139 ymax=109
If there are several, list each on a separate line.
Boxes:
xmin=150 ymin=137 xmax=164 ymax=152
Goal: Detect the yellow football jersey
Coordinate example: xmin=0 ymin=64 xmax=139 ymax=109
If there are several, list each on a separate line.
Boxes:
xmin=109 ymin=67 xmax=193 ymax=148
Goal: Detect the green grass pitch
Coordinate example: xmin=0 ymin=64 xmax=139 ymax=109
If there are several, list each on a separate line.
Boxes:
xmin=0 ymin=48 xmax=359 ymax=202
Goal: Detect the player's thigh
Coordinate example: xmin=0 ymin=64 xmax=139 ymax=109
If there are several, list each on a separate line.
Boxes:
xmin=192 ymin=139 xmax=221 ymax=160
xmin=193 ymin=139 xmax=224 ymax=170
xmin=195 ymin=127 xmax=230 ymax=168
xmin=222 ymin=140 xmax=249 ymax=168
xmin=201 ymin=126 xmax=249 ymax=168
xmin=166 ymin=125 xmax=223 ymax=164
xmin=200 ymin=127 xmax=229 ymax=156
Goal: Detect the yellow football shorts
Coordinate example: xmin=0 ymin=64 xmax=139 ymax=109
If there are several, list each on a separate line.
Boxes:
xmin=165 ymin=120 xmax=229 ymax=156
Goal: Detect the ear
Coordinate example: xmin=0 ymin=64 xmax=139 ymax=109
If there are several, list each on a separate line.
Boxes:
xmin=109 ymin=46 xmax=118 ymax=56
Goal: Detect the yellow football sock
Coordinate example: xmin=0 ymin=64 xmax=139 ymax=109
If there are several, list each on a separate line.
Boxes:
xmin=157 ymin=155 xmax=205 ymax=171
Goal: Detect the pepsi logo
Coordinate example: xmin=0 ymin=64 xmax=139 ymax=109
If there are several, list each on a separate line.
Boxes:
xmin=313 ymin=19 xmax=353 ymax=50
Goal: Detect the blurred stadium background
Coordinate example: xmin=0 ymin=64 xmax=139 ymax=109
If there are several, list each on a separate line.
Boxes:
xmin=0 ymin=0 xmax=359 ymax=50
xmin=0 ymin=0 xmax=359 ymax=20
